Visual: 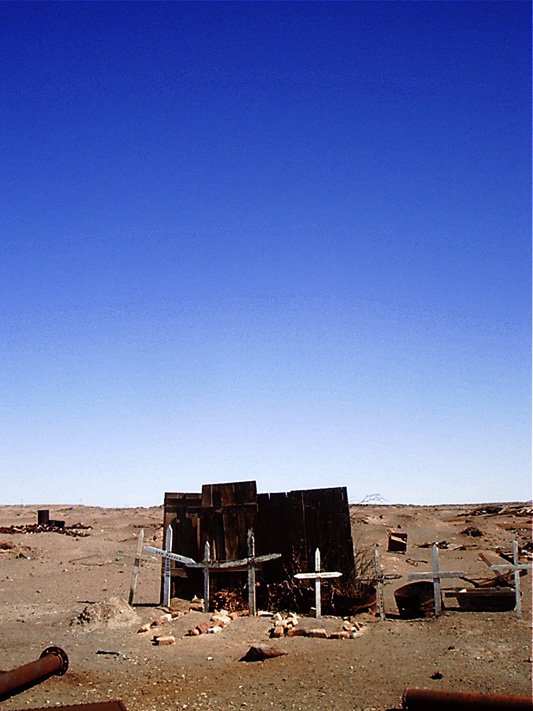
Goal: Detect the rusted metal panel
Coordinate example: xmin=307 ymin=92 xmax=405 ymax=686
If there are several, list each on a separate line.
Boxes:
xmin=0 ymin=647 xmax=68 ymax=702
xmin=402 ymin=687 xmax=533 ymax=709
xmin=446 ymin=587 xmax=516 ymax=612
xmin=388 ymin=530 xmax=408 ymax=553
xmin=16 ymin=702 xmax=129 ymax=711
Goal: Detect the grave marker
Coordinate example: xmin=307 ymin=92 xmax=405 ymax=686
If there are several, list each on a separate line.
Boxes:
xmin=294 ymin=547 xmax=342 ymax=618
xmin=128 ymin=528 xmax=144 ymax=606
xmin=145 ymin=529 xmax=280 ymax=614
xmin=408 ymin=544 xmax=465 ymax=616
xmin=490 ymin=540 xmax=532 ymax=619
xmin=373 ymin=544 xmax=402 ymax=621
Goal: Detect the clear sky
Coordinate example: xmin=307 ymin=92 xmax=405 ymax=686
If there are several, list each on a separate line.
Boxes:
xmin=1 ymin=1 xmax=530 ymax=507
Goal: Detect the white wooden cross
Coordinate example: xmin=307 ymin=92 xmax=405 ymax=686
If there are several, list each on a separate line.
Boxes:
xmin=145 ymin=528 xmax=280 ymax=614
xmin=489 ymin=540 xmax=532 ymax=619
xmin=294 ymin=547 xmax=342 ymax=618
xmin=408 ymin=544 xmax=465 ymax=616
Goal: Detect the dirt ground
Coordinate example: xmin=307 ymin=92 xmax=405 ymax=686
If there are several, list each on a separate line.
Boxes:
xmin=0 ymin=502 xmax=531 ymax=711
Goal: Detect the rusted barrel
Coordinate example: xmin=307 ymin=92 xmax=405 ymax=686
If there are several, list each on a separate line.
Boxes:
xmin=394 ymin=581 xmax=435 ymax=618
xmin=402 ymin=687 xmax=533 ymax=709
xmin=0 ymin=647 xmax=69 ymax=701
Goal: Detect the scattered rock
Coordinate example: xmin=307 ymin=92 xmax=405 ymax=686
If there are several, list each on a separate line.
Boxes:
xmin=153 ymin=635 xmax=175 ymax=646
xmin=308 ymin=628 xmax=328 ymax=638
xmin=240 ymin=645 xmax=289 ymax=662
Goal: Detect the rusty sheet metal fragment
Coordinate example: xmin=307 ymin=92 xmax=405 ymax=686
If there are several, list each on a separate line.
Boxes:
xmin=14 ymin=702 xmax=129 ymax=711
xmin=402 ymin=687 xmax=533 ymax=709
xmin=388 ymin=530 xmax=408 ymax=553
xmin=0 ymin=647 xmax=68 ymax=701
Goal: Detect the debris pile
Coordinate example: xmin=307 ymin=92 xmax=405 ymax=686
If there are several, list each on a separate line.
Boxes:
xmin=0 ymin=523 xmax=90 ymax=537
xmin=186 ymin=609 xmax=240 ymax=636
xmin=269 ymin=613 xmax=364 ymax=639
xmin=71 ymin=598 xmax=140 ymax=629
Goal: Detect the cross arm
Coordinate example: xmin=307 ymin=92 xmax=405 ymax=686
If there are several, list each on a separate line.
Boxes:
xmin=408 ymin=571 xmax=465 ymax=581
xmin=143 ymin=545 xmax=198 ymax=566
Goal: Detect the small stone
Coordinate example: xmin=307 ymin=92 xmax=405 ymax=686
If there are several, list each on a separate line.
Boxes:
xmin=153 ymin=635 xmax=175 ymax=646
xmin=196 ymin=622 xmax=210 ymax=635
xmin=137 ymin=623 xmax=151 ymax=633
xmin=287 ymin=627 xmax=307 ymax=637
xmin=308 ymin=628 xmax=328 ymax=638
xmin=329 ymin=631 xmax=350 ymax=640
xmin=186 ymin=628 xmax=200 ymax=636
xmin=240 ymin=645 xmax=289 ymax=662
xmin=207 ymin=625 xmax=222 ymax=634
xmin=270 ymin=626 xmax=284 ymax=638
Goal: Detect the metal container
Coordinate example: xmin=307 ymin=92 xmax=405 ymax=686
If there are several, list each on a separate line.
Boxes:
xmin=394 ymin=581 xmax=435 ymax=618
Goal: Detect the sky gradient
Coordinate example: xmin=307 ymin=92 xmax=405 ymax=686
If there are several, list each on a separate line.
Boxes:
xmin=1 ymin=1 xmax=531 ymax=506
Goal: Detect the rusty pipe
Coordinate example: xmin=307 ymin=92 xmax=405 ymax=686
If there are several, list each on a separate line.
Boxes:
xmin=403 ymin=687 xmax=533 ymax=710
xmin=0 ymin=646 xmax=68 ymax=700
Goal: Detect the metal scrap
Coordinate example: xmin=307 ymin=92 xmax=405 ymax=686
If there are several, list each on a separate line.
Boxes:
xmin=0 ymin=647 xmax=69 ymax=701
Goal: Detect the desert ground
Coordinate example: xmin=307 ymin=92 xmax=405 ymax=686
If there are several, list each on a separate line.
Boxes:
xmin=0 ymin=501 xmax=531 ymax=711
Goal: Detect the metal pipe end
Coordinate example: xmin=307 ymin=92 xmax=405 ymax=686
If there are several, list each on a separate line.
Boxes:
xmin=39 ymin=647 xmax=69 ymax=675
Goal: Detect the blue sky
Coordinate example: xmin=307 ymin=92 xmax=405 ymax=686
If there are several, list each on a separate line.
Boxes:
xmin=1 ymin=1 xmax=530 ymax=506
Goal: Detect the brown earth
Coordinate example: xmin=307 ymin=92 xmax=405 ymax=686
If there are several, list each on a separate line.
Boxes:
xmin=0 ymin=502 xmax=531 ymax=711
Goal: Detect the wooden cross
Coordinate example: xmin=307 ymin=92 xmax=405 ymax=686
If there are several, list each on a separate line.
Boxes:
xmin=128 ymin=528 xmax=144 ymax=606
xmin=373 ymin=544 xmax=401 ymax=621
xmin=408 ymin=544 xmax=465 ymax=616
xmin=145 ymin=529 xmax=280 ymax=615
xmin=489 ymin=541 xmax=532 ymax=619
xmin=294 ymin=548 xmax=342 ymax=618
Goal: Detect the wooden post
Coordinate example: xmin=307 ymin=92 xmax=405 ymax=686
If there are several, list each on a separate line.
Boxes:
xmin=490 ymin=540 xmax=532 ymax=619
xmin=128 ymin=528 xmax=144 ymax=606
xmin=408 ymin=544 xmax=465 ymax=617
xmin=202 ymin=541 xmax=211 ymax=613
xmin=374 ymin=545 xmax=385 ymax=622
xmin=315 ymin=548 xmax=323 ymax=618
xmin=247 ymin=529 xmax=257 ymax=617
xmin=432 ymin=545 xmax=442 ymax=616
xmin=162 ymin=525 xmax=173 ymax=607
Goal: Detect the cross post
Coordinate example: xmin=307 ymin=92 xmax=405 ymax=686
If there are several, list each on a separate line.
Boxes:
xmin=128 ymin=528 xmax=144 ymax=606
xmin=294 ymin=547 xmax=342 ymax=618
xmin=408 ymin=544 xmax=465 ymax=617
xmin=162 ymin=525 xmax=173 ymax=607
xmin=490 ymin=540 xmax=532 ymax=619
xmin=373 ymin=544 xmax=402 ymax=621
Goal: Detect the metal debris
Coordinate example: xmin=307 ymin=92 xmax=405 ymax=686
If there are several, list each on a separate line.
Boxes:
xmin=0 ymin=647 xmax=69 ymax=701
xmin=402 ymin=687 xmax=533 ymax=709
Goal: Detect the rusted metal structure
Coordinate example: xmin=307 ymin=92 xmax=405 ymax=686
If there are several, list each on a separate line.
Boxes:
xmin=402 ymin=687 xmax=533 ymax=709
xmin=11 ymin=702 xmax=128 ymax=711
xmin=388 ymin=529 xmax=408 ymax=553
xmin=162 ymin=481 xmax=356 ymax=611
xmin=394 ymin=581 xmax=435 ymax=618
xmin=0 ymin=647 xmax=68 ymax=701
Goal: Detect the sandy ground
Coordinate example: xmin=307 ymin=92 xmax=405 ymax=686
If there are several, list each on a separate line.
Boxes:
xmin=0 ymin=502 xmax=531 ymax=711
